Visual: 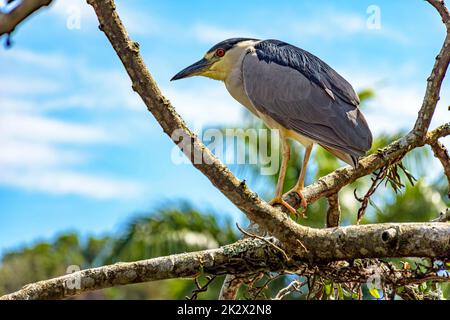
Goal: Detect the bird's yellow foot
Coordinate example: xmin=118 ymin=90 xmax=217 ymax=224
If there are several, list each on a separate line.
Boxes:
xmin=269 ymin=197 xmax=305 ymax=217
xmin=284 ymin=188 xmax=308 ymax=218
xmin=269 ymin=196 xmax=299 ymax=216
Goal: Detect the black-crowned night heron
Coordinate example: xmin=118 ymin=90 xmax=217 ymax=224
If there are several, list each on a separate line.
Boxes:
xmin=172 ymin=38 xmax=373 ymax=215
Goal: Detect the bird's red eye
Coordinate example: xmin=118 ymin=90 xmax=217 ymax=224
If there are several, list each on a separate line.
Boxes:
xmin=216 ymin=48 xmax=225 ymax=57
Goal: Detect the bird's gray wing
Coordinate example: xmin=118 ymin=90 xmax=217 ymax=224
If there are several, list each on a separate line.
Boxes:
xmin=242 ymin=51 xmax=372 ymax=159
xmin=255 ymin=40 xmax=361 ymax=107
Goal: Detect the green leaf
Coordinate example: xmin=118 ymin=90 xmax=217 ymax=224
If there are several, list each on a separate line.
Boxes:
xmin=324 ymin=282 xmax=333 ymax=299
xmin=419 ymin=282 xmax=428 ymax=293
xmin=337 ymin=284 xmax=344 ymax=300
xmin=369 ymin=288 xmax=381 ymax=299
xmin=418 ymin=264 xmax=428 ymax=275
xmin=325 ymin=284 xmax=332 ymax=296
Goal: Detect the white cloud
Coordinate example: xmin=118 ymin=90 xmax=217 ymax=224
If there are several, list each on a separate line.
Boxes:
xmin=361 ymin=82 xmax=449 ymax=135
xmin=0 ymin=46 xmax=146 ymax=199
xmin=0 ymin=169 xmax=142 ymax=199
xmin=0 ymin=96 xmax=36 ymax=113
xmin=295 ymin=12 xmax=366 ymax=37
xmin=73 ymin=67 xmax=143 ymax=111
xmin=51 ymin=1 xmax=254 ymax=45
xmin=164 ymin=84 xmax=244 ymax=128
xmin=0 ymin=110 xmax=144 ymax=199
xmin=0 ymin=75 xmax=61 ymax=95
xmin=0 ymin=113 xmax=109 ymax=144
xmin=363 ymin=85 xmax=427 ymax=134
xmin=0 ymin=46 xmax=142 ymax=112
xmin=335 ymin=62 xmax=434 ymax=135
xmin=117 ymin=4 xmax=167 ymax=37
xmin=292 ymin=10 xmax=409 ymax=44
xmin=0 ymin=48 xmax=68 ymax=70
xmin=0 ymin=141 xmax=85 ymax=168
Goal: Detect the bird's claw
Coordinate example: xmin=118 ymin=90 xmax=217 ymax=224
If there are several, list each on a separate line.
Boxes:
xmin=269 ymin=196 xmax=306 ymax=219
xmin=269 ymin=197 xmax=298 ymax=215
xmin=284 ymin=188 xmax=308 ymax=218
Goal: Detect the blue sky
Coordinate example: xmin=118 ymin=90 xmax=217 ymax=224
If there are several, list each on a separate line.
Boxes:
xmin=0 ymin=0 xmax=449 ymax=255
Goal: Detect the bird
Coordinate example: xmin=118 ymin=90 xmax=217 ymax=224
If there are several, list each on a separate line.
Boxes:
xmin=171 ymin=38 xmax=373 ymax=216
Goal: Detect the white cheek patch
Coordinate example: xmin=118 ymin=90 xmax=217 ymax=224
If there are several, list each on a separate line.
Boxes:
xmin=200 ymin=40 xmax=260 ymax=80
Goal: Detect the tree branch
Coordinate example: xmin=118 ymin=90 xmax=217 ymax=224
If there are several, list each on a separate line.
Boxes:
xmin=218 ymin=222 xmax=265 ymax=300
xmin=433 ymin=208 xmax=450 ymax=222
xmin=412 ymin=1 xmax=450 ymax=137
xmin=427 ymin=0 xmax=450 ymax=29
xmin=425 ymin=122 xmax=450 ymax=143
xmin=218 ymin=275 xmax=243 ymax=300
xmin=0 ymin=0 xmax=53 ymax=36
xmin=2 ymin=222 xmax=449 ymax=300
xmin=0 ymin=239 xmax=277 ymax=300
xmin=326 ymin=193 xmax=341 ymax=228
xmin=429 ymin=140 xmax=450 ymax=197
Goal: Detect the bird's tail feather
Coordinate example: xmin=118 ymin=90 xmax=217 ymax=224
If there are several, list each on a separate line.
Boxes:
xmin=319 ymin=144 xmax=359 ymax=168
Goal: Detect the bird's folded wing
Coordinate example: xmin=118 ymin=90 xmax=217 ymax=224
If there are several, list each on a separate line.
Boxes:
xmin=242 ymin=51 xmax=372 ymax=157
xmin=254 ymin=40 xmax=361 ymax=107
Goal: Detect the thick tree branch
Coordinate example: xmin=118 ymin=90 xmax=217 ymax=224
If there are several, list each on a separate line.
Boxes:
xmin=2 ymin=222 xmax=449 ymax=300
xmin=0 ymin=239 xmax=277 ymax=300
xmin=427 ymin=0 xmax=450 ymax=29
xmin=0 ymin=0 xmax=53 ymax=36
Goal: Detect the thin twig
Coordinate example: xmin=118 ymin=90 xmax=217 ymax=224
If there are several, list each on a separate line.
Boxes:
xmin=355 ymin=167 xmax=388 ymax=224
xmin=433 ymin=208 xmax=450 ymax=222
xmin=186 ymin=275 xmax=217 ymax=300
xmin=273 ymin=280 xmax=306 ymax=300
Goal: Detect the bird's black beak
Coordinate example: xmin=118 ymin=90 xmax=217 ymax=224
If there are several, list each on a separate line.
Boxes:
xmin=171 ymin=58 xmax=212 ymax=81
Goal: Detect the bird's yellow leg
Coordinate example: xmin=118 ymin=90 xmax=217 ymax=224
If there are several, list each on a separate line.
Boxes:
xmin=269 ymin=139 xmax=298 ymax=215
xmin=285 ymin=144 xmax=313 ymax=216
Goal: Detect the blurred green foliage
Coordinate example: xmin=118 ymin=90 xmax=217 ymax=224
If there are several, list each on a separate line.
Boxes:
xmin=0 ymin=89 xmax=448 ymax=299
